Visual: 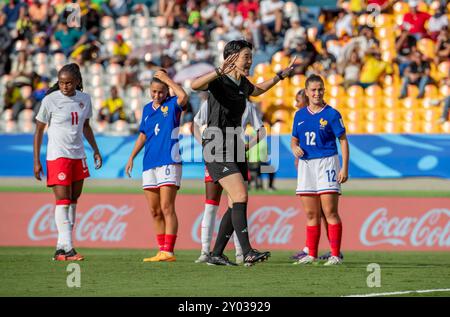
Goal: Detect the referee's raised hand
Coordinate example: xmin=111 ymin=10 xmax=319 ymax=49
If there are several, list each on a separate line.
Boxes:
xmin=278 ymin=56 xmax=297 ymax=79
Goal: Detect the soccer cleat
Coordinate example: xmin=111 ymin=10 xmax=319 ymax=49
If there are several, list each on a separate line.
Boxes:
xmin=290 ymin=250 xmax=309 ymax=260
xmin=195 ymin=252 xmax=209 ymax=263
xmin=206 ymin=254 xmax=238 ymax=266
xmin=243 ymin=249 xmax=271 ymax=266
xmin=53 ymin=249 xmax=66 ymax=261
xmin=293 ymin=255 xmax=317 ymax=265
xmin=143 ymin=251 xmax=162 ymax=262
xmin=64 ymin=248 xmax=84 ymax=261
xmin=318 ymin=251 xmax=344 ymax=261
xmin=324 ymin=255 xmax=343 ymax=266
xmin=235 ymin=254 xmax=244 ymax=264
xmin=143 ymin=251 xmax=176 ymax=262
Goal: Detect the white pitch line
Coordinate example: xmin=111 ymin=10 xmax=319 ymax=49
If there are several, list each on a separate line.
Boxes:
xmin=343 ymin=288 xmax=450 ymax=297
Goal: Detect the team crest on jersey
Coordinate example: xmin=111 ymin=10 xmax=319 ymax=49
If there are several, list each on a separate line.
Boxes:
xmin=161 ymin=106 xmax=169 ymax=117
xmin=79 ymin=102 xmax=85 ymax=109
xmin=319 ymin=118 xmax=328 ymax=129
xmin=57 ymin=172 xmax=66 ymax=181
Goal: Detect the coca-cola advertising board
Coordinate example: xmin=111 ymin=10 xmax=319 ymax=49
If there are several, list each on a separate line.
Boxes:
xmin=0 ymin=193 xmax=449 ymax=250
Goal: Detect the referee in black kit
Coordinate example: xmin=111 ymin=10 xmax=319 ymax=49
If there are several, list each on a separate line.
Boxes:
xmin=191 ymin=40 xmax=296 ymax=266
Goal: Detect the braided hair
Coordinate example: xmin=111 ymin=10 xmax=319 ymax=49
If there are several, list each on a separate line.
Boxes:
xmin=46 ymin=63 xmax=83 ymax=96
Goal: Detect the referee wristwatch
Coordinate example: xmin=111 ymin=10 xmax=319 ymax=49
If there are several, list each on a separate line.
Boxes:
xmin=276 ymin=71 xmax=285 ymax=81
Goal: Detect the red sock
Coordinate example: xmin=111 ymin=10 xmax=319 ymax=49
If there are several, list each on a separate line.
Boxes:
xmin=306 ymin=225 xmax=320 ymax=258
xmin=163 ymin=234 xmax=177 ymax=253
xmin=328 ymin=223 xmax=342 ymax=257
xmin=156 ymin=234 xmax=165 ymax=251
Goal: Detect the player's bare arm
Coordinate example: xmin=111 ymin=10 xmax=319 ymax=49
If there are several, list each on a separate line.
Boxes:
xmin=290 ymin=136 xmax=304 ymax=158
xmin=251 ymin=57 xmax=297 ymax=97
xmin=83 ymin=119 xmax=102 ymax=169
xmin=125 ymin=132 xmax=146 ymax=177
xmin=191 ymin=53 xmax=239 ymax=91
xmin=154 ymin=70 xmax=188 ymax=108
xmin=33 ymin=120 xmax=46 ymax=181
xmin=338 ymin=133 xmax=349 ymax=184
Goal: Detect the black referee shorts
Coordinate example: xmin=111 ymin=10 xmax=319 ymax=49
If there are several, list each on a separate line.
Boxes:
xmin=205 ymin=161 xmax=249 ymax=184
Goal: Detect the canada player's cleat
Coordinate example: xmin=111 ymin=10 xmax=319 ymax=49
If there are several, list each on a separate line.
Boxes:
xmin=206 ymin=253 xmax=238 ymax=266
xmin=318 ymin=251 xmax=344 ymax=261
xmin=290 ymin=250 xmax=309 ymax=260
xmin=243 ymin=249 xmax=271 ymax=266
xmin=53 ymin=249 xmax=66 ymax=261
xmin=324 ymin=255 xmax=343 ymax=266
xmin=143 ymin=251 xmax=162 ymax=262
xmin=195 ymin=252 xmax=209 ymax=263
xmin=293 ymin=255 xmax=317 ymax=265
xmin=64 ymin=248 xmax=84 ymax=261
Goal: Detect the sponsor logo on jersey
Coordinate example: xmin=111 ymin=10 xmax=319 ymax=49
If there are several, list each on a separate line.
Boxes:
xmin=161 ymin=106 xmax=169 ymax=117
xmin=58 ymin=172 xmax=66 ymax=181
xmin=319 ymin=118 xmax=328 ymax=129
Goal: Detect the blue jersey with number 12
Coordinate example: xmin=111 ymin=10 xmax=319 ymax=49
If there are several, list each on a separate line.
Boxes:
xmin=139 ymin=96 xmax=183 ymax=171
xmin=292 ymin=105 xmax=346 ymax=160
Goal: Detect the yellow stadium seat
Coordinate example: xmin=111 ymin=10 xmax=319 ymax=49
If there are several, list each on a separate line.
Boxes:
xmin=406 ymin=85 xmax=420 ymax=98
xmin=347 ymin=85 xmax=364 ymax=98
xmin=254 ymin=63 xmax=271 ymax=76
xmin=424 ymin=85 xmax=439 ymax=98
xmin=346 ymin=121 xmax=363 ymax=134
xmin=441 ymin=121 xmax=450 ymax=133
xmin=402 ymin=109 xmax=421 ymax=122
xmin=375 ymin=14 xmax=394 ymax=27
xmin=383 ymin=85 xmax=400 ymax=98
xmin=346 ymin=109 xmax=361 ymax=123
xmin=401 ymin=121 xmax=421 ymax=133
xmin=358 ymin=14 xmax=368 ymax=26
xmin=382 ymin=50 xmax=395 ymax=62
xmin=384 ymin=109 xmax=401 ymax=122
xmin=329 ymin=85 xmax=345 ymax=98
xmin=383 ymin=97 xmax=399 ymax=109
xmin=422 ymin=121 xmax=440 ymax=133
xmin=346 ymin=97 xmax=361 ymax=109
xmin=440 ymin=85 xmax=449 ymax=98
xmin=394 ymin=14 xmax=404 ymax=27
xmin=364 ymin=121 xmax=382 ymax=134
xmin=421 ymin=108 xmax=441 ymax=122
xmin=437 ymin=61 xmax=450 ymax=80
xmin=272 ymin=110 xmax=291 ymax=122
xmin=328 ymin=97 xmax=341 ymax=109
xmin=365 ymin=96 xmax=382 ymax=109
xmin=393 ymin=1 xmax=409 ymax=15
xmin=401 ymin=97 xmax=419 ymax=109
xmin=291 ymin=74 xmax=306 ymax=87
xmin=382 ymin=121 xmax=401 ymax=133
xmin=365 ymin=85 xmax=382 ymax=97
xmin=327 ymin=74 xmax=344 ymax=86
xmin=417 ymin=1 xmax=428 ymax=13
xmin=417 ymin=38 xmax=435 ymax=59
xmin=376 ymin=27 xmax=390 ymax=39
xmin=380 ymin=39 xmax=394 ymax=51
xmin=364 ymin=109 xmax=382 ymax=122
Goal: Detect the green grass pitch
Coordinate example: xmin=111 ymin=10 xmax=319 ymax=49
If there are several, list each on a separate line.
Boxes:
xmin=1 ymin=247 xmax=449 ymax=297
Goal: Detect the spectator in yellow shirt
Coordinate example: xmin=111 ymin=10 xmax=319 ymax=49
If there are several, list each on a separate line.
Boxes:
xmin=98 ymin=86 xmax=127 ymax=123
xmin=111 ymin=34 xmax=131 ymax=65
xmin=358 ymin=50 xmax=392 ymax=88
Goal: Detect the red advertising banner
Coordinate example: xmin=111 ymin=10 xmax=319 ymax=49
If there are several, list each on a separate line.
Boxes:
xmin=0 ymin=193 xmax=449 ymax=251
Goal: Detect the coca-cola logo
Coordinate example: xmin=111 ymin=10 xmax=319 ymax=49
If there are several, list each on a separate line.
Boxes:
xmin=191 ymin=206 xmax=299 ymax=245
xmin=28 ymin=204 xmax=133 ymax=242
xmin=360 ymin=208 xmax=450 ymax=247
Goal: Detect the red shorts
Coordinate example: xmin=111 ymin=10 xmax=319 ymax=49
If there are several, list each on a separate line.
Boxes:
xmin=204 ymin=166 xmax=213 ymax=183
xmin=46 ymin=158 xmax=90 ymax=187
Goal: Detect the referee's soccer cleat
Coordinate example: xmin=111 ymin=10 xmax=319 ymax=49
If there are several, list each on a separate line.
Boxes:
xmin=195 ymin=252 xmax=209 ymax=263
xmin=290 ymin=250 xmax=309 ymax=260
xmin=64 ymin=248 xmax=85 ymax=261
xmin=293 ymin=255 xmax=317 ymax=265
xmin=243 ymin=249 xmax=271 ymax=266
xmin=53 ymin=249 xmax=66 ymax=261
xmin=206 ymin=254 xmax=238 ymax=266
xmin=324 ymin=255 xmax=343 ymax=266
xmin=318 ymin=251 xmax=344 ymax=261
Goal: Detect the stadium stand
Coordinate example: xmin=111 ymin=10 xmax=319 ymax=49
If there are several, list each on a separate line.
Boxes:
xmin=0 ymin=0 xmax=449 ymax=135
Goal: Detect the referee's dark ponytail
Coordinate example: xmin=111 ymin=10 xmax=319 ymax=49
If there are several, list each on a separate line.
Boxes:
xmin=46 ymin=63 xmax=84 ymax=96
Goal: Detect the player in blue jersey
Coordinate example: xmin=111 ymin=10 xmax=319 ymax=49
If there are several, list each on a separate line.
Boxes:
xmin=291 ymin=75 xmax=349 ymax=266
xmin=125 ymin=70 xmax=188 ymax=262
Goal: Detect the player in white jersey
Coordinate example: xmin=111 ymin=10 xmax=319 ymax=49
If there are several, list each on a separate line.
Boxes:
xmin=34 ymin=63 xmax=102 ymax=261
xmin=291 ymin=75 xmax=349 ymax=266
xmin=192 ymin=99 xmax=265 ymax=264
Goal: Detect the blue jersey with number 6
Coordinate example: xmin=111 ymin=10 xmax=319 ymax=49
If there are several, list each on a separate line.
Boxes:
xmin=292 ymin=105 xmax=345 ymax=160
xmin=139 ymin=96 xmax=183 ymax=171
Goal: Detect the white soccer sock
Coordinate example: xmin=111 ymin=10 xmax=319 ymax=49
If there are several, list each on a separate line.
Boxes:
xmin=55 ymin=204 xmax=73 ymax=252
xmin=233 ymin=233 xmax=243 ymax=256
xmin=303 ymin=246 xmax=309 ymax=254
xmin=68 ymin=203 xmax=77 ymax=229
xmin=201 ymin=203 xmax=219 ymax=254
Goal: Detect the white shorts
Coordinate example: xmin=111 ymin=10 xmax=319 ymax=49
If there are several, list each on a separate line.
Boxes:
xmin=142 ymin=164 xmax=182 ymax=190
xmin=296 ymin=155 xmax=341 ymax=195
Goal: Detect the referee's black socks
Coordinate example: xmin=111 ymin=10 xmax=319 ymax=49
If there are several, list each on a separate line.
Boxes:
xmin=211 ymin=207 xmax=233 ymax=256
xmin=231 ymin=202 xmax=252 ymax=255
